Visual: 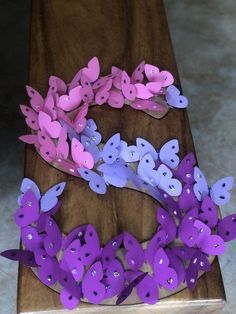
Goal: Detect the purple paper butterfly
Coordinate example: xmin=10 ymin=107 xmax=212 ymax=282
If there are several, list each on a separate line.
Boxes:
xmin=153 ymin=248 xmax=178 ymax=290
xmin=116 ymin=272 xmax=148 ymax=305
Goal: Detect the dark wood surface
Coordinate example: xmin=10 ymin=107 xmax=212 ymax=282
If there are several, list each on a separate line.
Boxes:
xmin=18 ymin=0 xmax=226 ymax=313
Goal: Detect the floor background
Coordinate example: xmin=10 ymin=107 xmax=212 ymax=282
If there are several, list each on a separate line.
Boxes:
xmin=0 ymin=1 xmax=235 ymax=313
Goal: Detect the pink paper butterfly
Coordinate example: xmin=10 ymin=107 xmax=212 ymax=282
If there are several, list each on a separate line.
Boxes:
xmin=38 ymin=111 xmax=62 ymax=139
xmin=131 ymin=61 xmax=145 ymax=84
xmin=108 ymin=90 xmax=125 ymax=108
xmin=144 ymin=64 xmax=174 ymax=87
xmin=58 ymin=103 xmax=88 ymax=134
xmin=43 ymin=94 xmax=57 ymax=120
xmin=57 ymin=86 xmax=82 ymax=112
xmin=71 ymin=138 xmax=94 ymax=169
xmin=80 ymin=74 xmax=94 ymax=104
xmin=95 ymin=78 xmax=112 ymax=105
xmin=20 ymin=104 xmax=39 ymax=130
xmin=121 ymin=71 xmax=136 ymax=101
xmin=38 ymin=127 xmax=69 ymax=162
xmin=81 ymin=56 xmax=100 ymax=83
xmin=48 ymin=75 xmax=67 ymax=95
xmin=135 ymin=81 xmax=162 ymax=99
xmin=130 ymin=99 xmax=164 ymax=112
xmin=26 ymin=85 xmax=44 ymax=112
xmin=19 ymin=134 xmax=40 ymax=148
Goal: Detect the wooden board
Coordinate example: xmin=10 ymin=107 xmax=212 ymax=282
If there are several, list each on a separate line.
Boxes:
xmin=18 ymin=0 xmax=226 ymax=313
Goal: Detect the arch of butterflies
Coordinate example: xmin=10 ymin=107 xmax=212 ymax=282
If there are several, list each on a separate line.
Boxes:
xmin=1 ymin=57 xmax=236 ymax=310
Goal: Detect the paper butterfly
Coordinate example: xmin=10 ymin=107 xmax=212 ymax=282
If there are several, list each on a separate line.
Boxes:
xmin=37 ymin=127 xmax=69 ymax=162
xmin=71 ymin=137 xmax=94 ymax=169
xmin=17 ymin=178 xmax=66 ymax=213
xmin=144 ymin=64 xmax=174 ymax=87
xmin=57 ymin=86 xmax=82 ymax=112
xmin=165 ymin=85 xmax=188 ymax=108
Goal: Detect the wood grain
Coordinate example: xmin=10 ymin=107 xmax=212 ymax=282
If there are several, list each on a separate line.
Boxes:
xmin=18 ymin=0 xmax=226 ymax=313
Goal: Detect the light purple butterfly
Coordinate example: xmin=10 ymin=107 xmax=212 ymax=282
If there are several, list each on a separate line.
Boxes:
xmin=18 ymin=178 xmax=66 ymax=213
xmin=158 ymin=139 xmax=180 ymax=169
xmin=78 ymin=168 xmax=107 ymax=194
xmin=97 ymin=160 xmax=131 ymax=188
xmin=193 ymin=166 xmax=209 ymax=201
xmin=210 ymin=176 xmax=234 ymax=206
xmin=40 ymin=182 xmax=66 ymax=212
xmin=80 ymin=135 xmax=100 ymax=163
xmin=18 ymin=177 xmax=41 ymax=205
xmin=81 ymin=118 xmax=102 ymax=145
xmin=165 ymin=85 xmax=188 ymax=108
xmin=101 ymin=133 xmax=121 ymax=164
xmin=137 ymin=153 xmax=160 ymax=186
xmin=157 ymin=164 xmax=182 ymax=197
xmin=136 ymin=138 xmax=158 ymax=160
xmin=119 ymin=140 xmax=140 ymax=162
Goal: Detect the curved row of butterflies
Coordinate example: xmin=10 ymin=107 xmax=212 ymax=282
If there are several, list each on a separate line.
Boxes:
xmin=20 ymin=57 xmax=188 ymax=177
xmin=20 ymin=113 xmax=235 ymax=205
xmin=1 ymin=178 xmax=236 ymax=309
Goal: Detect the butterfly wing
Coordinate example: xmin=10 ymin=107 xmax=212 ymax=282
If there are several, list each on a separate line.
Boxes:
xmin=73 ymin=103 xmax=88 ymax=134
xmin=40 ymin=182 xmax=66 ymax=212
xmin=26 ymin=85 xmax=44 ymax=112
xmin=165 ymin=85 xmax=188 ymax=108
xmin=57 ymin=125 xmax=69 ymax=160
xmin=20 ymin=105 xmax=39 ymax=130
xmin=210 ymin=176 xmax=234 ymax=206
xmin=81 ymin=56 xmax=100 ymax=83
xmin=159 ymin=139 xmax=180 ymax=169
xmin=78 ymin=168 xmax=107 ymax=194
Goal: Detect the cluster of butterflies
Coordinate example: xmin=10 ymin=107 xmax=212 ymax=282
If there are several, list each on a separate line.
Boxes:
xmin=19 ymin=57 xmax=188 ymax=176
xmin=1 ymin=178 xmax=236 ymax=310
xmin=20 ymin=101 xmax=235 ymax=207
